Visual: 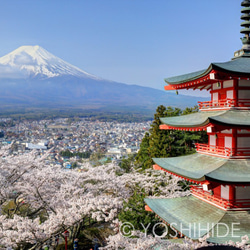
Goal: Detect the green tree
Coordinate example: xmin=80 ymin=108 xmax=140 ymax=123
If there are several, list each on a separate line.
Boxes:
xmin=60 ymin=149 xmax=74 ymax=158
xmin=148 ymin=106 xmax=182 ymax=158
xmin=134 ymin=132 xmax=151 ymax=169
xmin=0 ymin=131 xmax=4 ymax=138
xmin=119 ymin=154 xmax=136 ymax=173
xmin=182 ymin=105 xmax=199 ymax=115
xmin=136 ymin=105 xmax=207 ymax=170
xmin=118 ymin=190 xmax=166 ymax=237
xmin=60 ymin=150 xmax=91 ymax=159
xmin=71 ymin=162 xmax=78 ymax=169
xmin=136 ymin=105 xmax=181 ymax=170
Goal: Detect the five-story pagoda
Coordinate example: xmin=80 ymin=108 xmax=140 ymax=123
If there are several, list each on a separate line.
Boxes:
xmin=145 ymin=0 xmax=250 ymax=244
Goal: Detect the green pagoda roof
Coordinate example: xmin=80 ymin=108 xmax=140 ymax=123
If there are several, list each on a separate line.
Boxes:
xmin=153 ymin=154 xmax=250 ymax=183
xmin=145 ymin=196 xmax=250 ymax=244
xmin=160 ymin=110 xmax=250 ymax=128
xmin=165 ymin=57 xmax=250 ymax=85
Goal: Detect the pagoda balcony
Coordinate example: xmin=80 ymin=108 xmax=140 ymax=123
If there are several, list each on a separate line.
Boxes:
xmin=195 ymin=143 xmax=250 ymax=158
xmin=191 ymin=186 xmax=250 ymax=210
xmin=195 ymin=143 xmax=232 ymax=157
xmin=198 ymin=99 xmax=235 ymax=110
xmin=198 ymin=98 xmax=250 ymax=110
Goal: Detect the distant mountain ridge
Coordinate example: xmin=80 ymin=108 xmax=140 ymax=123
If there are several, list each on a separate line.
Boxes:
xmin=0 ymin=46 xmax=208 ymax=113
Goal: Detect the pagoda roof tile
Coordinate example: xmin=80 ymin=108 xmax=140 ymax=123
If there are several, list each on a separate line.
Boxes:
xmin=206 ymin=158 xmax=250 ymax=182
xmin=165 ymin=57 xmax=250 ymax=85
xmin=145 ymin=196 xmax=225 ymax=240
xmin=153 ymin=154 xmax=226 ymax=181
xmin=145 ymin=196 xmax=250 ymax=244
xmin=160 ymin=110 xmax=250 ymax=128
xmin=153 ymin=153 xmax=250 ymax=183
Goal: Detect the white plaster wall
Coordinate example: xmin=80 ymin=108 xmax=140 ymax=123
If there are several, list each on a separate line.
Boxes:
xmin=239 ymin=80 xmax=250 ymax=87
xmin=226 ymin=90 xmax=233 ymax=99
xmin=238 ymin=90 xmax=250 ymax=99
xmin=237 ymin=137 xmax=250 ymax=148
xmin=221 ymin=185 xmax=229 ymax=200
xmin=213 ymin=92 xmax=218 ymax=101
xmin=224 ymin=80 xmax=234 ymax=88
xmin=209 ymin=135 xmax=216 ymax=146
xmin=225 ymin=136 xmax=232 ymax=148
xmin=236 ymin=186 xmax=250 ymax=199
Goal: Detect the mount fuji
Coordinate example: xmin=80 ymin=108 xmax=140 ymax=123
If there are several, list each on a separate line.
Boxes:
xmin=0 ymin=46 xmax=204 ymax=113
xmin=0 ymin=45 xmax=100 ymax=79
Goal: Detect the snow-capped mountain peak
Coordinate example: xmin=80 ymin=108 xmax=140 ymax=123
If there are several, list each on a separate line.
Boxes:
xmin=0 ymin=45 xmax=99 ymax=79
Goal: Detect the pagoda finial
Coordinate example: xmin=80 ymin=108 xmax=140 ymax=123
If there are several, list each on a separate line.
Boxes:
xmin=240 ymin=0 xmax=250 ymax=47
xmin=234 ymin=1 xmax=250 ymax=58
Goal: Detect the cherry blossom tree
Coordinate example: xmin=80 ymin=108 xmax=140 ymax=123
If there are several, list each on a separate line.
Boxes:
xmin=1 ymin=145 xmax=249 ymax=249
xmin=0 ymin=145 xmax=185 ymax=249
xmin=102 ymin=233 xmax=250 ymax=249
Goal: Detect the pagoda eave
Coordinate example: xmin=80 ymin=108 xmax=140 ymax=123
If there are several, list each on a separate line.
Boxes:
xmin=154 ymin=161 xmax=250 ymax=184
xmin=164 ymin=58 xmax=250 ymax=91
xmin=144 ymin=196 xmax=250 ymax=244
xmin=153 ymin=164 xmax=204 ymax=183
xmin=159 ymin=110 xmax=250 ymax=130
xmin=160 ymin=122 xmax=250 ymax=132
xmin=153 ymin=154 xmax=250 ymax=183
xmin=159 ymin=123 xmax=210 ymax=131
xmin=144 ymin=196 xmax=225 ymax=240
xmin=205 ymin=176 xmax=250 ymax=185
xmin=164 ymin=74 xmax=216 ymax=91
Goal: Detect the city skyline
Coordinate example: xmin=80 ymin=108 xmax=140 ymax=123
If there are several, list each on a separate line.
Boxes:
xmin=0 ymin=0 xmax=242 ymax=95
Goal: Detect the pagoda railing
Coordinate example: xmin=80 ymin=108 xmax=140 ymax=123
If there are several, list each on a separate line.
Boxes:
xmin=195 ymin=143 xmax=250 ymax=158
xmin=195 ymin=143 xmax=232 ymax=157
xmin=198 ymin=98 xmax=235 ymax=109
xmin=198 ymin=98 xmax=250 ymax=109
xmin=191 ymin=186 xmax=250 ymax=210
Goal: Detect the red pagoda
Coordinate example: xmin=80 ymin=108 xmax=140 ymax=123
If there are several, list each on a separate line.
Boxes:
xmin=145 ymin=0 xmax=250 ymax=244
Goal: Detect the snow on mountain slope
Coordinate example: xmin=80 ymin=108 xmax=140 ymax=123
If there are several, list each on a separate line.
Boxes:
xmin=0 ymin=45 xmax=100 ymax=79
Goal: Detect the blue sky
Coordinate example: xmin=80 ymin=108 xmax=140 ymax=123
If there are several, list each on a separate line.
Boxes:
xmin=0 ymin=0 xmax=243 ymax=93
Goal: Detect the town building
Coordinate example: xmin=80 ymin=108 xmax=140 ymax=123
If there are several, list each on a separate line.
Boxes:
xmin=145 ymin=1 xmax=250 ymax=244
